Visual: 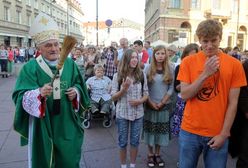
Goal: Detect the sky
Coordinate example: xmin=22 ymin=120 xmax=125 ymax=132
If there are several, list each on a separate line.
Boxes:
xmin=79 ymin=0 xmax=145 ymax=24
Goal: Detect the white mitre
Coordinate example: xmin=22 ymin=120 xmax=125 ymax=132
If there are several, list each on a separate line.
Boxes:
xmin=29 ymin=12 xmax=59 ymax=45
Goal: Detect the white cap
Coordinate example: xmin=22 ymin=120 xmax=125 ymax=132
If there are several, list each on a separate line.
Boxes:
xmin=29 ymin=12 xmax=59 ymax=45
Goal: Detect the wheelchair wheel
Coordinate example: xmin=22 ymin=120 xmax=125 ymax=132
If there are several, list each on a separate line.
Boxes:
xmin=82 ymin=119 xmax=90 ymax=129
xmin=103 ymin=119 xmax=112 ymax=128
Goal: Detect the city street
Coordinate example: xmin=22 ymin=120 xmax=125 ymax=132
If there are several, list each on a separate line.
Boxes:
xmin=0 ymin=71 xmax=237 ymax=168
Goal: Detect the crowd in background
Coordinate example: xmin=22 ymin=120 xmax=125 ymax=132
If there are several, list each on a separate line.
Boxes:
xmin=1 ymin=39 xmax=248 ymax=79
xmin=0 ymin=44 xmax=40 ymax=77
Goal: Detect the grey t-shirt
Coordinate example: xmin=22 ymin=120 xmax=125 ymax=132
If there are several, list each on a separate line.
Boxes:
xmin=145 ymin=65 xmax=174 ymax=104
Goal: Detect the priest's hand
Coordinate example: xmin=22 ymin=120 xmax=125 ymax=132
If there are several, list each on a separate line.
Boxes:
xmin=65 ymin=87 xmax=77 ymax=101
xmin=40 ymin=83 xmax=53 ymax=97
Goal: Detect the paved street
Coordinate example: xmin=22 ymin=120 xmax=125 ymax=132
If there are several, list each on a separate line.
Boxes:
xmin=0 ymin=68 xmax=237 ymax=168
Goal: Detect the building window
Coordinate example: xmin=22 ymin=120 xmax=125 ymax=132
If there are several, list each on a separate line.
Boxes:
xmin=232 ymin=0 xmax=238 ymax=13
xmin=41 ymin=3 xmax=45 ymax=12
xmin=27 ymin=14 xmax=31 ymax=26
xmin=26 ymin=0 xmax=31 ymax=6
xmin=212 ymin=0 xmax=221 ymax=9
xmin=4 ymin=36 xmax=10 ymax=46
xmin=228 ymin=36 xmax=233 ymax=47
xmin=191 ymin=0 xmax=200 ymax=9
xmin=168 ymin=30 xmax=178 ymax=43
xmin=169 ymin=0 xmax=181 ymax=9
xmin=16 ymin=37 xmax=22 ymax=47
xmin=34 ymin=0 xmax=38 ymax=9
xmin=17 ymin=11 xmax=22 ymax=24
xmin=247 ymin=1 xmax=248 ymax=10
xmin=47 ymin=6 xmax=50 ymax=14
xmin=4 ymin=6 xmax=10 ymax=21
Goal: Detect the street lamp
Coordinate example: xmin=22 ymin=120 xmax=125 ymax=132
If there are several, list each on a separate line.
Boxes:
xmin=66 ymin=0 xmax=70 ymax=35
xmin=121 ymin=19 xmax=125 ymax=37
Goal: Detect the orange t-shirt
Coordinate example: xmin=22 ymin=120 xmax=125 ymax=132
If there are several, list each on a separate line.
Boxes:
xmin=177 ymin=51 xmax=247 ymax=137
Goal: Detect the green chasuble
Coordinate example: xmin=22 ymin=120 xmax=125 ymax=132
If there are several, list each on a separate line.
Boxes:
xmin=12 ymin=57 xmax=90 ymax=168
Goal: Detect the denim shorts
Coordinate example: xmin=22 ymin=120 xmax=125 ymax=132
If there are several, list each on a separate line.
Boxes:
xmin=116 ymin=117 xmax=143 ymax=149
xmin=179 ymin=129 xmax=228 ymax=168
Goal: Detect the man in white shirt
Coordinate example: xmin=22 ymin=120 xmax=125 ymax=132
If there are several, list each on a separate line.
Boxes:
xmin=117 ymin=38 xmax=129 ymax=65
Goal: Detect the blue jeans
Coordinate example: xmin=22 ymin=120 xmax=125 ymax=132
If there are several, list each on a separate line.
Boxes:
xmin=116 ymin=117 xmax=143 ymax=149
xmin=179 ymin=130 xmax=228 ymax=168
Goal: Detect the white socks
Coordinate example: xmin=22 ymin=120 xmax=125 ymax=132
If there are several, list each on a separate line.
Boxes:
xmin=121 ymin=163 xmax=135 ymax=168
xmin=121 ymin=164 xmax=127 ymax=168
xmin=130 ymin=163 xmax=136 ymax=168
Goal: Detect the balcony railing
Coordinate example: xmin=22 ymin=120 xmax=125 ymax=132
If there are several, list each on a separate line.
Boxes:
xmin=204 ymin=9 xmax=231 ymax=19
xmin=0 ymin=19 xmax=29 ymax=31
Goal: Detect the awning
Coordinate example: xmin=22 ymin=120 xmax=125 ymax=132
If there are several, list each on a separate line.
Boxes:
xmin=151 ymin=40 xmax=169 ymax=47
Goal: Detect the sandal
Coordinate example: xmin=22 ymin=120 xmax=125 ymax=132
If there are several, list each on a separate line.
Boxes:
xmin=147 ymin=155 xmax=155 ymax=168
xmin=155 ymin=155 xmax=165 ymax=167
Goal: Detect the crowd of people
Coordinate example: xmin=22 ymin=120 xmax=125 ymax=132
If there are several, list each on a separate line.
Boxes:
xmin=10 ymin=12 xmax=248 ymax=168
xmin=0 ymin=44 xmax=40 ymax=78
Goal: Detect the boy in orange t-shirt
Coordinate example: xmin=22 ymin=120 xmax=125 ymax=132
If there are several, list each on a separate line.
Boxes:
xmin=177 ymin=19 xmax=247 ymax=168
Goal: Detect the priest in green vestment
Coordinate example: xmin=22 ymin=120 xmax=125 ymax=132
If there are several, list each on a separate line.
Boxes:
xmin=12 ymin=13 xmax=90 ymax=168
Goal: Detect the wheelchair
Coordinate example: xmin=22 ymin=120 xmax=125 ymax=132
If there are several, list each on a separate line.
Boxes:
xmin=82 ymin=102 xmax=114 ymax=129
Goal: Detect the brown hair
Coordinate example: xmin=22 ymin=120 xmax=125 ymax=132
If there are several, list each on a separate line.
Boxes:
xmin=196 ymin=19 xmax=223 ymax=40
xmin=117 ymin=49 xmax=143 ymax=84
xmin=181 ymin=43 xmax=199 ymax=60
xmin=75 ymin=47 xmax=82 ymax=52
xmin=224 ymin=47 xmax=232 ymax=54
xmin=147 ymin=45 xmax=173 ymax=84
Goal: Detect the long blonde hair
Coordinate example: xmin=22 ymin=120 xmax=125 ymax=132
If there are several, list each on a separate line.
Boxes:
xmin=147 ymin=45 xmax=172 ymax=84
xmin=117 ymin=49 xmax=143 ymax=84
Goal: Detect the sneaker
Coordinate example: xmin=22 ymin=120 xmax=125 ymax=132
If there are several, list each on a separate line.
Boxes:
xmin=154 ymin=155 xmax=165 ymax=167
xmin=147 ymin=155 xmax=155 ymax=168
xmin=100 ymin=111 xmax=106 ymax=114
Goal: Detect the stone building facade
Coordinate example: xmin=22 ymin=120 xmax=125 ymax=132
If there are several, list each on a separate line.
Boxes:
xmin=0 ymin=0 xmax=84 ymax=47
xmin=145 ymin=0 xmax=248 ymax=50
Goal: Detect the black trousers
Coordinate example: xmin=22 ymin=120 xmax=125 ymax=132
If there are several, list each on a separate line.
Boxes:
xmin=236 ymin=121 xmax=248 ymax=168
xmin=0 ymin=59 xmax=8 ymax=72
